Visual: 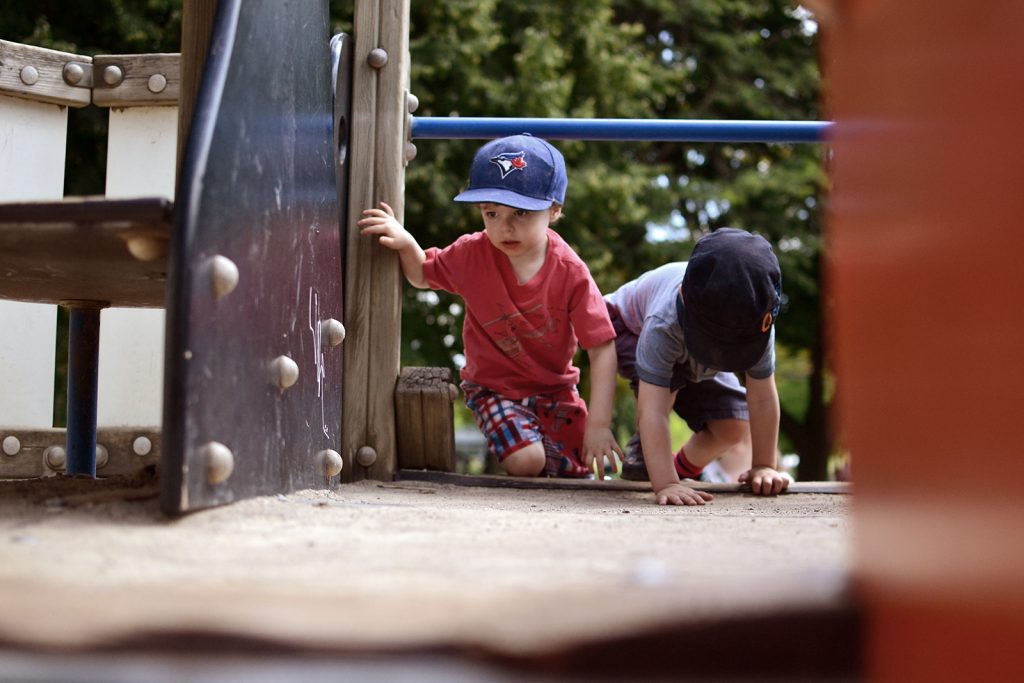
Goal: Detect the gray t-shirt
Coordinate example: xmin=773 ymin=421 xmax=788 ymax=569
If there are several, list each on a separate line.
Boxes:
xmin=605 ymin=262 xmax=775 ymax=388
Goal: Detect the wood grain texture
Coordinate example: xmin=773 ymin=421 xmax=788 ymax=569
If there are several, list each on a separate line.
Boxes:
xmin=0 ymin=40 xmax=91 ymax=108
xmin=341 ymin=0 xmax=382 ymax=481
xmin=92 ymin=54 xmax=180 ymax=107
xmin=395 ymin=367 xmax=456 ymax=471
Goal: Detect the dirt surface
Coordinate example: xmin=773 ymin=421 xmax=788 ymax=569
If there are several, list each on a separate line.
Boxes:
xmin=0 ymin=471 xmax=852 ymax=668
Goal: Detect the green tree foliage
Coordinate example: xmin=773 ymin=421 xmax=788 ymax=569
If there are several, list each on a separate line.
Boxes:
xmin=1 ymin=0 xmax=832 ymax=477
xmin=389 ymin=0 xmax=833 ymax=478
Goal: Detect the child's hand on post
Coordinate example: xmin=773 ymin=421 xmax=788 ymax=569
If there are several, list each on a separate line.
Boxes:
xmin=358 ymin=202 xmax=414 ymax=252
xmin=655 ymin=482 xmax=714 ymax=506
xmin=738 ymin=465 xmax=790 ymax=496
xmin=582 ymin=426 xmax=622 ymax=479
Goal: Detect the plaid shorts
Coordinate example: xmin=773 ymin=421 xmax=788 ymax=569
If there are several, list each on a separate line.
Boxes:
xmin=461 ymin=381 xmax=591 ymax=478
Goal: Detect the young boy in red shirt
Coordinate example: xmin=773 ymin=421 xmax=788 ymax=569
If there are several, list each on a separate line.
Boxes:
xmin=359 ymin=135 xmax=622 ymax=478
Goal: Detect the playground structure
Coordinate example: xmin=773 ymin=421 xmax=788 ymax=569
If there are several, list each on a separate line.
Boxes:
xmin=2 ymin=0 xmax=1024 ymax=678
xmin=0 ymin=0 xmax=833 ymax=512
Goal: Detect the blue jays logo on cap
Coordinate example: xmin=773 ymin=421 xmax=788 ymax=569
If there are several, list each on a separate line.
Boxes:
xmin=490 ymin=151 xmax=528 ymax=179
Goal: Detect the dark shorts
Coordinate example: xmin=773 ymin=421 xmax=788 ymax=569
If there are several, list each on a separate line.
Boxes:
xmin=461 ymin=381 xmax=591 ymax=478
xmin=607 ymin=303 xmax=749 ymax=433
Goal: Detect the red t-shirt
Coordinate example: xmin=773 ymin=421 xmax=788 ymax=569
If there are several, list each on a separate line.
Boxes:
xmin=422 ymin=229 xmax=615 ymax=400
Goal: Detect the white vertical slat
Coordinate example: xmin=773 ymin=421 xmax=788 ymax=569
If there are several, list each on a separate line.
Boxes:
xmin=97 ymin=106 xmax=177 ymax=427
xmin=0 ymin=96 xmax=66 ymax=429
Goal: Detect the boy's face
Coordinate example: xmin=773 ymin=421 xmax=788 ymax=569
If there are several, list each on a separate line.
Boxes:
xmin=478 ymin=203 xmax=560 ymax=260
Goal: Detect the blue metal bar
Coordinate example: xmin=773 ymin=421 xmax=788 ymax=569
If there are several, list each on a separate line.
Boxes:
xmin=65 ymin=306 xmax=102 ymax=477
xmin=410 ymin=117 xmax=832 ymax=143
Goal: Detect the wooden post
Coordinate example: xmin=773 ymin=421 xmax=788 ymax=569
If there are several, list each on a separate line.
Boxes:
xmin=176 ymin=0 xmax=218 ymax=190
xmin=343 ymin=0 xmax=410 ymax=481
xmin=395 ymin=367 xmax=457 ymax=471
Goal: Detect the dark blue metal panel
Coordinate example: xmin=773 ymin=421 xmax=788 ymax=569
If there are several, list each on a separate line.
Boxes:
xmin=161 ymin=1 xmax=347 ymax=513
xmin=411 ymin=117 xmax=832 ymax=143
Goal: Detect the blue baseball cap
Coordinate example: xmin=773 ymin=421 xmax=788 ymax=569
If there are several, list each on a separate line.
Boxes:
xmin=453 ymin=134 xmax=567 ymax=211
xmin=678 ymin=228 xmax=782 ymax=372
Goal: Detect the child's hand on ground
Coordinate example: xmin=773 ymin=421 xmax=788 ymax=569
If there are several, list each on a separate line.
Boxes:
xmin=358 ymin=202 xmax=414 ymax=251
xmin=582 ymin=426 xmax=622 ymax=477
xmin=654 ymin=482 xmax=714 ymax=506
xmin=739 ymin=466 xmax=790 ymax=496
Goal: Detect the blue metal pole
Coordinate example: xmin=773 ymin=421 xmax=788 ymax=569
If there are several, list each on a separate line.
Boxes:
xmin=66 ymin=305 xmax=102 ymax=477
xmin=410 ymin=117 xmax=832 ymax=143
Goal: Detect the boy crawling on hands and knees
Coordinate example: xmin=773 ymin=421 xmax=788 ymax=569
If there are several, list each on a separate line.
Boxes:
xmin=605 ymin=228 xmax=790 ymax=505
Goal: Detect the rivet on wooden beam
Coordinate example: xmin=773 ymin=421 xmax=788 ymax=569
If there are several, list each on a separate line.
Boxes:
xmin=404 ymin=142 xmax=417 ymax=165
xmin=19 ymin=66 xmax=39 ymax=86
xmin=44 ymin=446 xmax=66 ymax=471
xmin=147 ymin=73 xmax=168 ymax=93
xmin=132 ymin=436 xmax=152 ymax=456
xmin=406 ymin=92 xmax=419 ymax=113
xmin=367 ymin=48 xmax=389 ymax=69
xmin=63 ymin=62 xmax=86 ymax=85
xmin=2 ymin=435 xmax=21 ymax=456
xmin=355 ymin=445 xmax=377 ymax=467
xmin=102 ymin=64 xmax=124 ymax=86
xmin=95 ymin=444 xmax=109 ymax=469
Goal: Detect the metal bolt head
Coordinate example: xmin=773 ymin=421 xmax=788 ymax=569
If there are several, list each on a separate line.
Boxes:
xmin=321 ymin=318 xmax=346 ymax=348
xmin=318 ymin=449 xmax=343 ymax=477
xmin=63 ymin=62 xmax=85 ymax=85
xmin=44 ymin=446 xmax=66 ymax=470
xmin=125 ymin=236 xmax=167 ymax=262
xmin=202 ymin=441 xmax=234 ymax=485
xmin=448 ymin=383 xmax=459 ymax=402
xmin=95 ymin=444 xmax=109 ymax=469
xmin=271 ymin=355 xmax=300 ymax=390
xmin=147 ymin=73 xmax=167 ymax=93
xmin=406 ymin=92 xmax=419 ymax=113
xmin=2 ymin=435 xmax=21 ymax=456
xmin=19 ymin=66 xmax=39 ymax=86
xmin=102 ymin=64 xmax=124 ymax=86
xmin=367 ymin=48 xmax=389 ymax=69
xmin=132 ymin=436 xmax=153 ymax=456
xmin=355 ymin=445 xmax=377 ymax=467
xmin=208 ymin=255 xmax=240 ymax=299
xmin=404 ymin=141 xmax=418 ymax=165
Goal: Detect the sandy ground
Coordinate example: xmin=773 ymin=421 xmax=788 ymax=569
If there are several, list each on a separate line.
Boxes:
xmin=0 ymin=472 xmax=853 ymax=678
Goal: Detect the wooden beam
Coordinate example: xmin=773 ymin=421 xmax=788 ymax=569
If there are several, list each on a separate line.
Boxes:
xmin=343 ymin=0 xmax=410 ymax=482
xmin=394 ymin=367 xmax=457 ymax=471
xmin=176 ymin=0 xmax=219 ymax=191
xmin=395 ymin=470 xmax=852 ymax=494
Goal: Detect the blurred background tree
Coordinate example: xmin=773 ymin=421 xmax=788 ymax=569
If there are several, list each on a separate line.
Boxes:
xmin=0 ymin=0 xmax=834 ymax=479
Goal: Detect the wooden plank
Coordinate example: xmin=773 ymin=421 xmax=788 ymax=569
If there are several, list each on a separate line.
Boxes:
xmin=395 ymin=367 xmax=457 ymax=471
xmin=0 ymin=197 xmax=172 ymax=307
xmin=0 ymin=40 xmax=91 ymax=108
xmin=421 ymin=369 xmax=456 ymax=471
xmin=342 ymin=0 xmax=382 ymax=480
xmin=362 ymin=0 xmax=411 ymax=481
xmin=394 ymin=367 xmax=426 ymax=468
xmin=176 ymin=0 xmax=219 ymax=191
xmin=92 ymin=54 xmax=180 ymax=107
xmin=395 ymin=470 xmax=852 ymax=494
xmin=0 ymin=427 xmax=160 ymax=478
